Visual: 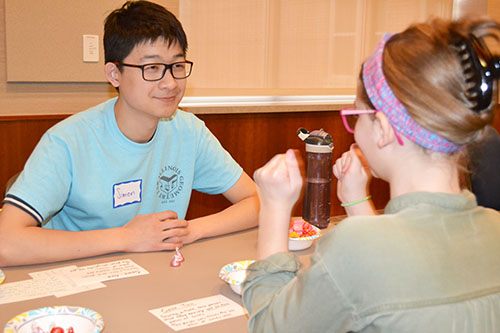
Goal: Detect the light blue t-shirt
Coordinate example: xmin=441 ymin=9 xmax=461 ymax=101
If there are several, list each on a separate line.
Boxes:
xmin=4 ymin=98 xmax=242 ymax=231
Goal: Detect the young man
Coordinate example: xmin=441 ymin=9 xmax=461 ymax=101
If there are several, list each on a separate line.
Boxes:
xmin=0 ymin=1 xmax=258 ymax=267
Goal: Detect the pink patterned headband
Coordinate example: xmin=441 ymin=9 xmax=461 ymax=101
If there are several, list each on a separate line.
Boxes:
xmin=362 ymin=33 xmax=463 ymax=153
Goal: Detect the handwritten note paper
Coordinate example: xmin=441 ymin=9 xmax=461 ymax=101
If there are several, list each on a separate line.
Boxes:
xmin=0 ymin=279 xmax=55 ymax=305
xmin=65 ymin=259 xmax=149 ymax=285
xmin=30 ymin=266 xmax=105 ymax=297
xmin=0 ymin=259 xmax=147 ymax=305
xmin=149 ymin=295 xmax=246 ymax=331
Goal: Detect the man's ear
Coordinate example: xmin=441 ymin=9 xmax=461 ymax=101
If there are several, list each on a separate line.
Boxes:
xmin=104 ymin=62 xmax=120 ymax=88
xmin=374 ymin=112 xmax=397 ymax=148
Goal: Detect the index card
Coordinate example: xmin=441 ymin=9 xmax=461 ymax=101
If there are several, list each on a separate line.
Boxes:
xmin=65 ymin=259 xmax=149 ymax=285
xmin=30 ymin=265 xmax=105 ymax=297
xmin=149 ymin=294 xmax=246 ymax=331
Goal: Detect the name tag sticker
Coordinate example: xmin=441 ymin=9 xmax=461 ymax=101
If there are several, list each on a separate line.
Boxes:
xmin=113 ymin=180 xmax=142 ymax=208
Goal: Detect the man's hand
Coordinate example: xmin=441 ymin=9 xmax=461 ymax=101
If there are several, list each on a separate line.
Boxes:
xmin=121 ymin=210 xmax=188 ymax=252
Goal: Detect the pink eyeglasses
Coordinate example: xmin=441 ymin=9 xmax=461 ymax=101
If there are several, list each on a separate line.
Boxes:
xmin=340 ymin=108 xmax=404 ymax=145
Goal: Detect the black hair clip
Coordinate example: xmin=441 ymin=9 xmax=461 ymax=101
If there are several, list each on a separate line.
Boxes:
xmin=456 ymin=34 xmax=500 ymax=112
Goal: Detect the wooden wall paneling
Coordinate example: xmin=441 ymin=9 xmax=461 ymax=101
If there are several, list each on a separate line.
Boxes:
xmin=0 ymin=116 xmax=69 ymax=196
xmin=186 ymin=111 xmax=390 ymax=220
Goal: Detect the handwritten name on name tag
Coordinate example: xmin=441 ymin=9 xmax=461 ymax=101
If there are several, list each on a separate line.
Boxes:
xmin=113 ymin=180 xmax=142 ymax=208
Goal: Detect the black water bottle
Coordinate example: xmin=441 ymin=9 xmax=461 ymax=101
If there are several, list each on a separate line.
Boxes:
xmin=298 ymin=128 xmax=333 ymax=229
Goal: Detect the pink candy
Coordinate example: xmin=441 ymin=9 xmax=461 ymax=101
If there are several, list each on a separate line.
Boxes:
xmin=170 ymin=247 xmax=184 ymax=267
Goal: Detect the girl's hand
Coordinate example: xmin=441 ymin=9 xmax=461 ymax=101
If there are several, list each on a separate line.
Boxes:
xmin=253 ymin=149 xmax=303 ymax=211
xmin=254 ymin=149 xmax=304 ymax=259
xmin=333 ymin=144 xmax=371 ymax=204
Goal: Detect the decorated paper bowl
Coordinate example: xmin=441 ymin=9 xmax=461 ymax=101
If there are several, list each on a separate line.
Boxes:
xmin=4 ymin=305 xmax=104 ymax=333
xmin=288 ymin=219 xmax=321 ymax=251
xmin=219 ymin=260 xmax=255 ymax=295
xmin=0 ymin=268 xmax=4 ymax=284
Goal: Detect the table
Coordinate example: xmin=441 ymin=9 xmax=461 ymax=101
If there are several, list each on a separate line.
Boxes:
xmin=0 ymin=219 xmax=342 ymax=332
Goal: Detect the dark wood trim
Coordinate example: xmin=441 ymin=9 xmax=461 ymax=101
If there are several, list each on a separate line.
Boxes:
xmin=0 ymin=114 xmax=72 ymax=121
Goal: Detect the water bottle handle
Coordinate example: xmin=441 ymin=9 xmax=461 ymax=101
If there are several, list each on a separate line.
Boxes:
xmin=297 ymin=127 xmax=310 ymax=141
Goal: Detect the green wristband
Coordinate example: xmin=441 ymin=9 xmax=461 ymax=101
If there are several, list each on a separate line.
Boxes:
xmin=341 ymin=195 xmax=372 ymax=207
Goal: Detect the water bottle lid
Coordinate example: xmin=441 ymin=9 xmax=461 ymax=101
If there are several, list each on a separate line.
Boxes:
xmin=297 ymin=128 xmax=334 ymax=152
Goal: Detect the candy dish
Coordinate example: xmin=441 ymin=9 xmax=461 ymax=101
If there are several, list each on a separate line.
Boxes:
xmin=4 ymin=305 xmax=104 ymax=333
xmin=0 ymin=267 xmax=4 ymax=284
xmin=219 ymin=260 xmax=255 ymax=295
xmin=288 ymin=219 xmax=321 ymax=251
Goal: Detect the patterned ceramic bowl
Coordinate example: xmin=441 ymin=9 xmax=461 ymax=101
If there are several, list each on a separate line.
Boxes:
xmin=219 ymin=260 xmax=255 ymax=295
xmin=4 ymin=305 xmax=104 ymax=333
